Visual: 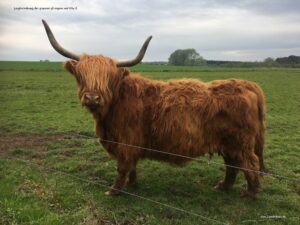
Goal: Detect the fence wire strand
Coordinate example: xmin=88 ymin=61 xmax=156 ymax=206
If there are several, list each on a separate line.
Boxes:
xmin=66 ymin=132 xmax=299 ymax=182
xmin=3 ymin=157 xmax=228 ymax=225
xmin=2 ymin=131 xmax=299 ymax=224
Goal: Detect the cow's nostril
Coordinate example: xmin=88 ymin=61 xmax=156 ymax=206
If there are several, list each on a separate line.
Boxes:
xmin=85 ymin=94 xmax=92 ymax=100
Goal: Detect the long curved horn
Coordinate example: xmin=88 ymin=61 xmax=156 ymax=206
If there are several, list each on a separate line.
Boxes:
xmin=42 ymin=19 xmax=80 ymax=61
xmin=116 ymin=36 xmax=152 ymax=67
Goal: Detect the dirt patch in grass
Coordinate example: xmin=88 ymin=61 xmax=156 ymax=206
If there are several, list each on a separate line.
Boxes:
xmin=0 ymin=133 xmax=81 ymax=158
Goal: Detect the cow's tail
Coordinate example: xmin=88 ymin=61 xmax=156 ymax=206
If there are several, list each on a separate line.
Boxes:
xmin=254 ymin=87 xmax=267 ymax=173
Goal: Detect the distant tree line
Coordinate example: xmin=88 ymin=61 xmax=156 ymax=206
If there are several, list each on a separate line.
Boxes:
xmin=207 ymin=56 xmax=300 ymax=68
xmin=168 ymin=48 xmax=300 ymax=68
xmin=275 ymin=55 xmax=300 ymax=66
xmin=258 ymin=55 xmax=300 ymax=67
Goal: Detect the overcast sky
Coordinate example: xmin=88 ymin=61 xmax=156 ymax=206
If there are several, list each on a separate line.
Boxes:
xmin=0 ymin=0 xmax=300 ymax=61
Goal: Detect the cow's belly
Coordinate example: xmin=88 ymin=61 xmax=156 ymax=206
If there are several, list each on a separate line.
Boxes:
xmin=147 ymin=111 xmax=211 ymax=164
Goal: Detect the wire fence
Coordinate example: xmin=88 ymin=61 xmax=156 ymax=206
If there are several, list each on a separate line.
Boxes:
xmin=1 ymin=131 xmax=299 ymax=224
xmin=3 ymin=157 xmax=228 ymax=225
xmin=65 ymin=132 xmax=299 ymax=182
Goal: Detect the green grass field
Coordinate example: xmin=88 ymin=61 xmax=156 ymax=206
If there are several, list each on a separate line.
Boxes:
xmin=0 ymin=62 xmax=299 ymax=225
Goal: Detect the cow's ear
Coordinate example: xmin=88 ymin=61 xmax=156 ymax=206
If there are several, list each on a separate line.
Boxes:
xmin=64 ymin=60 xmax=78 ymax=75
xmin=119 ymin=67 xmax=129 ymax=77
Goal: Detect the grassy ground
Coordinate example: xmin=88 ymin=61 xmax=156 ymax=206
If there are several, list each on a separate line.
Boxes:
xmin=0 ymin=62 xmax=299 ymax=225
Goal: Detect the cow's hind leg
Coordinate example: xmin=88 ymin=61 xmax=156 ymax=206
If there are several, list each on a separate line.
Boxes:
xmin=255 ymin=133 xmax=267 ymax=173
xmin=215 ymin=154 xmax=239 ymax=191
xmin=105 ymin=160 xmax=131 ymax=196
xmin=126 ymin=159 xmax=138 ymax=187
xmin=240 ymin=151 xmax=260 ymax=198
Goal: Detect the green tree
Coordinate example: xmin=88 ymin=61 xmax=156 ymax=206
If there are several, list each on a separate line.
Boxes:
xmin=263 ymin=57 xmax=277 ymax=67
xmin=168 ymin=49 xmax=206 ymax=66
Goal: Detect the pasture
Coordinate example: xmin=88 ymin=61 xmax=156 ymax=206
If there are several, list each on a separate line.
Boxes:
xmin=0 ymin=62 xmax=299 ymax=225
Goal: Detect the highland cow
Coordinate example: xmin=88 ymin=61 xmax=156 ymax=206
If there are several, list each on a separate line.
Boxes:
xmin=42 ymin=20 xmax=266 ymax=197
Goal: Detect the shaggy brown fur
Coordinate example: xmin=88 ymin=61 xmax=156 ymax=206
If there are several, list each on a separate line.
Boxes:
xmin=64 ymin=54 xmax=266 ymax=197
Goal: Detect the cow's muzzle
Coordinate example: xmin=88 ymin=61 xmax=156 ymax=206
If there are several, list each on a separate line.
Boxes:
xmin=82 ymin=93 xmax=101 ymax=109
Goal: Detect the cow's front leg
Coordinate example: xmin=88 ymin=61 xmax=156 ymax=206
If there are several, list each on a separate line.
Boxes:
xmin=105 ymin=160 xmax=131 ymax=196
xmin=215 ymin=154 xmax=238 ymax=191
